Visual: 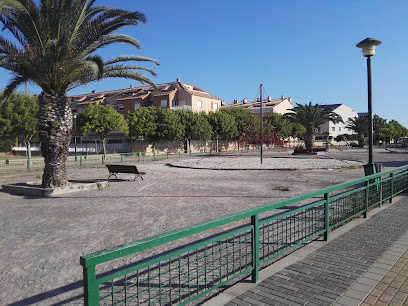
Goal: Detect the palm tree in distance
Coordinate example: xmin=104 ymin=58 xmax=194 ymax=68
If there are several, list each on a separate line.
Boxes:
xmin=0 ymin=0 xmax=159 ymax=188
xmin=346 ymin=116 xmax=368 ymax=147
xmin=284 ymin=102 xmax=343 ymax=152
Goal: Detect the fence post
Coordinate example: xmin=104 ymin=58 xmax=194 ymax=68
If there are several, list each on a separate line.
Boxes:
xmin=364 ymin=181 xmax=369 ymax=218
xmin=82 ymin=265 xmax=99 ymax=306
xmin=80 ymin=155 xmax=83 ymax=167
xmin=389 ymin=173 xmax=394 ymax=203
xmin=251 ymin=214 xmax=259 ymax=283
xmin=324 ymin=193 xmax=330 ymax=241
xmin=138 ymin=152 xmax=140 ymax=162
xmin=121 ymin=154 xmax=123 ymax=163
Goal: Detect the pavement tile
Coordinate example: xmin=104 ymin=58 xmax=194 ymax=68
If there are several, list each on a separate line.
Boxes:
xmin=389 ymin=297 xmax=405 ymax=306
xmin=363 ymin=295 xmax=378 ymax=305
xmin=335 ymin=295 xmax=360 ymax=305
xmin=378 ymin=293 xmax=394 ymax=303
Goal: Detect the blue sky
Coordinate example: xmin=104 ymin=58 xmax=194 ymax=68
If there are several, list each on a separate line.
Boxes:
xmin=1 ymin=0 xmax=407 ymax=127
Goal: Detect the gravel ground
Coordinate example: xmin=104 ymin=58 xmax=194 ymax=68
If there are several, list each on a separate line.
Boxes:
xmin=0 ymin=147 xmax=406 ymax=305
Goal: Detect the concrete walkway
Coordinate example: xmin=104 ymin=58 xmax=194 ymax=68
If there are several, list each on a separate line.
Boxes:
xmin=205 ymin=194 xmax=408 ymax=306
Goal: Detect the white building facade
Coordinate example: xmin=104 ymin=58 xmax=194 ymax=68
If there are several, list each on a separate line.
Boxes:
xmin=317 ymin=104 xmax=358 ymax=140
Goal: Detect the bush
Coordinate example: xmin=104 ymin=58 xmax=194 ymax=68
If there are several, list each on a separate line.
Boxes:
xmin=0 ymin=140 xmax=13 ymax=153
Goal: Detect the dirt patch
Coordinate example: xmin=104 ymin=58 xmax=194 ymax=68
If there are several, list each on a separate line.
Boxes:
xmin=0 ymin=148 xmax=406 ymax=305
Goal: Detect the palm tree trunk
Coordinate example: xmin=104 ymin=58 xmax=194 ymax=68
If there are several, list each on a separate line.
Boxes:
xmin=358 ymin=134 xmax=364 ymax=147
xmin=38 ymin=92 xmax=72 ymax=188
xmin=304 ymin=132 xmax=315 ymax=152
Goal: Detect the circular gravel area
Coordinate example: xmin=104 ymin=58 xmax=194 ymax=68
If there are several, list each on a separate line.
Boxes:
xmin=171 ymin=155 xmax=363 ymax=170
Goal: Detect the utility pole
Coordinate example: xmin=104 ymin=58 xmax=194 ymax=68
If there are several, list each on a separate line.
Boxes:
xmin=260 ymin=84 xmax=263 ymax=164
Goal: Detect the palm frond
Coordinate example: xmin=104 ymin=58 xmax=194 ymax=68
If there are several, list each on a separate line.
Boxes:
xmin=105 ymin=55 xmax=160 ymax=66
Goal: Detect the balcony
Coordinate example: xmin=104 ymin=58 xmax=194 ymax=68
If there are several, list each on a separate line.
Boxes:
xmin=171 ymin=105 xmax=192 ymax=111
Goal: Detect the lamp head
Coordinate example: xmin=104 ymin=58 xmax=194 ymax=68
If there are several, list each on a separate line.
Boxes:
xmin=356 ymin=38 xmax=382 ymax=57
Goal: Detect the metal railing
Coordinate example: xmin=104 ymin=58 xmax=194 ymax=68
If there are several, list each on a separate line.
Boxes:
xmin=0 ymin=147 xmax=257 ymax=173
xmin=80 ymin=165 xmax=408 ymax=305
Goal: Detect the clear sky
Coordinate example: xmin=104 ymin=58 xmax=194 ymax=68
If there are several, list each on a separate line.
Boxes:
xmin=1 ymin=0 xmax=407 ymax=127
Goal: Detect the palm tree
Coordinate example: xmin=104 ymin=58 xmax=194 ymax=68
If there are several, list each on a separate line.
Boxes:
xmin=0 ymin=0 xmax=159 ymax=188
xmin=284 ymin=102 xmax=343 ymax=152
xmin=346 ymin=116 xmax=368 ymax=147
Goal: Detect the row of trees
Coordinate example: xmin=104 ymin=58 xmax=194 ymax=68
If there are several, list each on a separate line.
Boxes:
xmin=77 ymin=104 xmax=306 ymax=154
xmin=344 ymin=115 xmax=408 ymax=147
xmin=2 ymin=92 xmax=407 ymax=157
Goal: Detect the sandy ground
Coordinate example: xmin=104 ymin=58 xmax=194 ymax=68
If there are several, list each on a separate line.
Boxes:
xmin=0 ymin=147 xmax=407 ymax=305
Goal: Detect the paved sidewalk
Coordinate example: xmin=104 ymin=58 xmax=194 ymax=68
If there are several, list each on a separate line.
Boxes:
xmin=216 ymin=195 xmax=408 ymax=306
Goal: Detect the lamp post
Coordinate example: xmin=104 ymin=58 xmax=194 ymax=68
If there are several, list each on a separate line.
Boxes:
xmin=356 ymin=37 xmax=381 ymax=175
xmin=73 ymin=113 xmax=77 ymax=162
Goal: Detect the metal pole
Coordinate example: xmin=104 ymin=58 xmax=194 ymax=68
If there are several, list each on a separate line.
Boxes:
xmin=74 ymin=116 xmax=77 ymax=162
xmin=367 ymin=56 xmax=373 ymax=166
xmin=260 ymin=84 xmax=263 ymax=164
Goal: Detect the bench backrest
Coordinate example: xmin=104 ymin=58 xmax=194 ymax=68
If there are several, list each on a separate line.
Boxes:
xmin=106 ymin=164 xmax=139 ymax=174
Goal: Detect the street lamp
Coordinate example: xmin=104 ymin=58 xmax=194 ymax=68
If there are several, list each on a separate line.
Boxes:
xmin=73 ymin=113 xmax=78 ymax=162
xmin=356 ymin=37 xmax=381 ymax=175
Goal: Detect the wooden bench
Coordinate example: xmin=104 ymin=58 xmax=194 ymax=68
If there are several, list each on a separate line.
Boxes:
xmin=106 ymin=164 xmax=145 ymax=181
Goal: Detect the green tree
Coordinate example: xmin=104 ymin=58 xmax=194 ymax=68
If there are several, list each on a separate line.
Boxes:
xmin=176 ymin=110 xmax=213 ymax=150
xmin=127 ymin=107 xmax=184 ymax=148
xmin=373 ymin=115 xmax=387 ymax=145
xmin=205 ymin=111 xmax=237 ymax=140
xmin=77 ymin=105 xmax=128 ymax=155
xmin=0 ymin=92 xmax=38 ymax=158
xmin=127 ymin=106 xmax=158 ymax=142
xmin=263 ymin=112 xmax=305 ymax=139
xmin=153 ymin=108 xmax=184 ymax=146
xmin=283 ymin=102 xmax=343 ymax=151
xmin=346 ymin=116 xmax=368 ymax=147
xmin=0 ymin=1 xmax=159 ymax=188
xmin=388 ymin=120 xmax=408 ymax=144
xmin=218 ymin=107 xmax=252 ymax=139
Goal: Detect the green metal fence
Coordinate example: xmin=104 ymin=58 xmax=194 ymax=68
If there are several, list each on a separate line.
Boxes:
xmin=0 ymin=147 xmax=255 ymax=173
xmin=80 ymin=165 xmax=408 ymax=305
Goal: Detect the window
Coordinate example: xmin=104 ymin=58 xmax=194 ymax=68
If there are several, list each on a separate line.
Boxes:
xmin=332 ymin=127 xmax=335 ymax=131
xmin=197 ymin=100 xmax=202 ymax=108
xmin=212 ymin=103 xmax=218 ymax=110
xmin=117 ymin=104 xmax=125 ymax=111
xmin=172 ymin=100 xmax=179 ymax=107
xmin=77 ymin=108 xmax=83 ymax=113
xmin=161 ymin=100 xmax=167 ymax=108
xmin=134 ymin=102 xmax=140 ymax=110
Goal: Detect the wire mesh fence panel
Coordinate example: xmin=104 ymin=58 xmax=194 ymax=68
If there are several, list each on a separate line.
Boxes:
xmin=394 ymin=172 xmax=408 ymax=194
xmin=381 ymin=178 xmax=392 ymax=202
xmin=259 ymin=202 xmax=325 ymax=264
xmin=96 ymin=228 xmax=253 ymax=305
xmin=330 ymin=189 xmax=365 ymax=227
xmin=368 ymin=183 xmax=382 ymax=208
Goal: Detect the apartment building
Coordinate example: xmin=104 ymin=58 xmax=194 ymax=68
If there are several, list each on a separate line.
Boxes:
xmin=70 ymin=79 xmax=222 ymax=117
xmin=317 ymin=104 xmax=358 ymax=139
xmin=223 ymin=96 xmax=293 ymax=115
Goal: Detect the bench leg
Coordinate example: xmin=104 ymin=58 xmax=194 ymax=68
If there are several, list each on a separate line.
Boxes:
xmin=108 ymin=173 xmax=118 ymax=181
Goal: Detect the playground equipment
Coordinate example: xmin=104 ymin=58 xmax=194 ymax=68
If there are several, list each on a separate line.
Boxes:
xmin=329 ymin=142 xmax=343 ymax=151
xmin=237 ymin=118 xmax=285 ymax=149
